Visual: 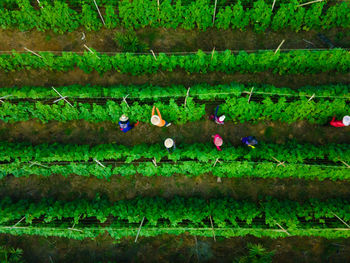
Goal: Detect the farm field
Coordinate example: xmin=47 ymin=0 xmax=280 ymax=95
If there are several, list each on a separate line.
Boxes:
xmin=0 ymin=0 xmax=349 ymax=262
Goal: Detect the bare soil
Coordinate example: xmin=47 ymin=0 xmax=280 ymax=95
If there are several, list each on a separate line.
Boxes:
xmin=2 ymin=173 xmax=350 ymax=203
xmin=1 ymin=69 xmax=349 ymax=88
xmin=1 ymin=233 xmax=350 ymax=263
xmin=0 ymin=27 xmax=349 ymax=52
xmin=0 ymin=120 xmax=348 ymax=146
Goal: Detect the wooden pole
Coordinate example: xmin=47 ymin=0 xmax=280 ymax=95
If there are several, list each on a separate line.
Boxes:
xmin=152 ymin=158 xmax=157 ymax=167
xmin=340 ymin=160 xmax=350 ymax=168
xmin=93 ymin=0 xmax=106 ymax=26
xmin=29 ymin=161 xmax=49 ymax=168
xmin=274 ymin=39 xmax=285 ymax=54
xmin=308 ymin=94 xmax=315 ymax=101
xmin=83 ymin=44 xmax=100 ymax=59
xmin=12 ymin=217 xmax=25 ymax=228
xmin=211 ymin=47 xmax=216 ymax=60
xmin=297 ymin=0 xmax=323 ymax=7
xmin=184 ymin=87 xmax=191 ymax=108
xmin=271 ymin=0 xmax=276 ymax=11
xmin=122 ymin=94 xmax=130 ymax=108
xmin=275 ymin=222 xmax=290 ymax=236
xmin=212 ymin=0 xmax=218 ymax=25
xmin=24 ymin=47 xmax=43 ymax=58
xmin=135 ymin=217 xmax=145 ymax=242
xmin=303 ymin=39 xmax=315 ymax=46
xmin=93 ymin=158 xmax=106 ymax=168
xmin=213 ymin=158 xmax=221 ymax=167
xmin=209 ymin=215 xmax=216 ymax=242
xmin=52 ymin=87 xmax=74 ymax=107
xmin=0 ymin=95 xmax=12 ymax=104
xmin=247 ymin=87 xmax=254 ymax=103
xmin=150 ymin=50 xmax=157 ymax=61
xmin=36 ymin=0 xmax=43 ymax=8
xmin=332 ymin=212 xmax=350 ymax=228
xmin=272 ymin=157 xmax=285 ymax=167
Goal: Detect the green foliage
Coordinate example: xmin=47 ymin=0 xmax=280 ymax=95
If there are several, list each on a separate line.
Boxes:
xmin=0 ymin=141 xmax=348 ymax=181
xmin=1 ymin=0 xmax=349 ymax=33
xmin=0 ymin=196 xmax=350 ymax=240
xmin=235 ymin=243 xmax=274 ymax=263
xmin=114 ymin=31 xmax=149 ymax=52
xmin=0 ymin=246 xmax=23 ymax=263
xmin=1 ymin=49 xmax=350 ymax=75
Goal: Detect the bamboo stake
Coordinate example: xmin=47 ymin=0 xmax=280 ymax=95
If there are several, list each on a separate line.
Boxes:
xmin=332 ymin=212 xmax=350 ymax=229
xmin=297 ymin=0 xmax=323 ymax=7
xmin=152 ymin=158 xmax=157 ymax=167
xmin=213 ymin=158 xmax=221 ymax=167
xmin=211 ymin=47 xmax=215 ymax=60
xmin=122 ymin=94 xmax=130 ymax=108
xmin=29 ymin=161 xmax=49 ymax=168
xmin=272 ymin=157 xmax=285 ymax=167
xmin=212 ymin=0 xmax=218 ymax=25
xmin=184 ymin=87 xmax=190 ymax=108
xmin=271 ymin=0 xmax=276 ymax=11
xmin=135 ymin=216 xmax=145 ymax=242
xmin=274 ymin=40 xmax=285 ymax=54
xmin=93 ymin=0 xmax=106 ymax=26
xmin=150 ymin=50 xmax=157 ymax=61
xmin=12 ymin=217 xmax=25 ymax=228
xmin=275 ymin=222 xmax=290 ymax=236
xmin=52 ymin=87 xmax=74 ymax=107
xmin=341 ymin=160 xmax=350 ymax=168
xmin=194 ymin=236 xmax=199 ymax=262
xmin=36 ymin=0 xmax=43 ymax=8
xmin=68 ymin=227 xmax=83 ymax=232
xmin=93 ymin=158 xmax=106 ymax=168
xmin=308 ymin=94 xmax=315 ymax=101
xmin=209 ymin=215 xmax=216 ymax=242
xmin=303 ymin=39 xmax=315 ymax=46
xmin=247 ymin=87 xmax=254 ymax=103
xmin=24 ymin=47 xmax=43 ymax=58
xmin=83 ymin=44 xmax=100 ymax=59
xmin=0 ymin=95 xmax=12 ymax=104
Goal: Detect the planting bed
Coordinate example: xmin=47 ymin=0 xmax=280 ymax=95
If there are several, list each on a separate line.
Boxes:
xmin=0 ymin=0 xmax=350 ymax=261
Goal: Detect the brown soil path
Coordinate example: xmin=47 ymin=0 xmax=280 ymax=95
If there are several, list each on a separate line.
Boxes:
xmin=0 ymin=69 xmax=350 ymax=88
xmin=1 ymin=70 xmax=349 ymax=88
xmin=1 ymin=233 xmax=350 ymax=262
xmin=2 ymin=174 xmax=350 ymax=203
xmin=1 ymin=120 xmax=348 ymax=146
xmin=0 ymin=28 xmax=349 ymax=53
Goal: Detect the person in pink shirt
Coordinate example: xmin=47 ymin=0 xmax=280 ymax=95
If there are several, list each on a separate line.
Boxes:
xmin=330 ymin=115 xmax=350 ymax=127
xmin=212 ymin=134 xmax=223 ymax=151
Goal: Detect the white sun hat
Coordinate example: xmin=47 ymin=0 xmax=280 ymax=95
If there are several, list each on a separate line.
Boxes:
xmin=164 ymin=138 xmax=174 ymax=148
xmin=343 ymin=115 xmax=350 ymax=126
xmin=219 ymin=115 xmax=226 ymax=122
xmin=119 ymin=114 xmax=128 ymax=122
xmin=151 ymin=115 xmax=161 ymax=125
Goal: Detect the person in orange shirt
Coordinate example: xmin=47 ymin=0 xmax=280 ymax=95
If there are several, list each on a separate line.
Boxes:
xmin=151 ymin=106 xmax=171 ymax=127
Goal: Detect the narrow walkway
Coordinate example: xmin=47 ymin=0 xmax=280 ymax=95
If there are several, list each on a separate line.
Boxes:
xmin=2 ymin=173 xmax=350 ymax=202
xmin=1 ymin=120 xmax=348 ymax=145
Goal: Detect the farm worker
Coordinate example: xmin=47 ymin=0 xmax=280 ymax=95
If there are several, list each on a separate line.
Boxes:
xmin=330 ymin=116 xmax=350 ymax=127
xmin=164 ymin=138 xmax=176 ymax=152
xmin=210 ymin=105 xmax=225 ymax=125
xmin=118 ymin=114 xmax=139 ymax=133
xmin=241 ymin=136 xmax=258 ymax=149
xmin=212 ymin=134 xmax=223 ymax=151
xmin=151 ymin=106 xmax=171 ymax=127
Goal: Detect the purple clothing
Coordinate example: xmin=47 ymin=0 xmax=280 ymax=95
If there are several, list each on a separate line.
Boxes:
xmin=242 ymin=136 xmax=258 ymax=146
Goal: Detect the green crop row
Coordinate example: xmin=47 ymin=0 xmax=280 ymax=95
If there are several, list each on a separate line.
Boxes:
xmin=1 ymin=49 xmax=350 ymax=75
xmin=2 ymin=160 xmax=349 ymax=181
xmin=1 ymin=83 xmax=350 ymax=100
xmin=1 ymin=196 xmax=350 ymax=240
xmin=0 ymin=91 xmax=348 ymax=124
xmin=1 ymin=141 xmax=348 ymax=164
xmin=0 ymin=0 xmax=348 ymax=33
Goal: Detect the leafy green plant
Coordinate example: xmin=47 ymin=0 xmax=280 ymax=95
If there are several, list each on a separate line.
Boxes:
xmin=114 ymin=31 xmax=149 ymax=52
xmin=235 ymin=243 xmax=274 ymax=263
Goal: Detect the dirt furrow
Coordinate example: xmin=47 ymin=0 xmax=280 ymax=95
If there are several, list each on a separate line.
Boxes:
xmin=1 ymin=28 xmax=349 ymax=53
xmin=0 ymin=120 xmax=348 ymax=146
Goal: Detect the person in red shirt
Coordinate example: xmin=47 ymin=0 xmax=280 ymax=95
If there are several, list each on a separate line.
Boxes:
xmin=330 ymin=115 xmax=350 ymax=127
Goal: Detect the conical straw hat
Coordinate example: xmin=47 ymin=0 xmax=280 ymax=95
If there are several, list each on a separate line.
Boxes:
xmin=119 ymin=114 xmax=128 ymax=122
xmin=164 ymin=138 xmax=174 ymax=148
xmin=151 ymin=115 xmax=161 ymax=125
xmin=343 ymin=115 xmax=350 ymax=126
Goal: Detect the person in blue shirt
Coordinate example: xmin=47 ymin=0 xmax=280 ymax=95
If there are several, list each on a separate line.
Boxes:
xmin=241 ymin=136 xmax=258 ymax=148
xmin=118 ymin=114 xmax=139 ymax=133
